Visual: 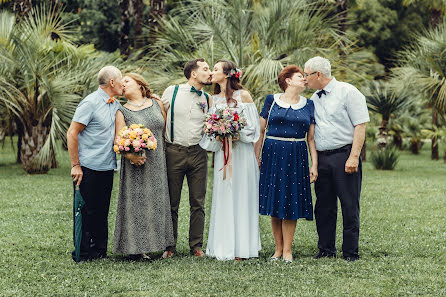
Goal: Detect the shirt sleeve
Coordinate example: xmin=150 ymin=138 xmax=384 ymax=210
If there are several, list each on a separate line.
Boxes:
xmin=72 ymin=100 xmax=93 ymax=126
xmin=346 ymin=87 xmax=370 ymax=126
xmin=161 ymin=85 xmax=175 ymax=112
xmin=259 ymin=94 xmax=274 ymax=119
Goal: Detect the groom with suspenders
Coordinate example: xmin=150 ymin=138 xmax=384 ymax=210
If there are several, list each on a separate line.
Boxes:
xmin=161 ymin=58 xmax=212 ymax=258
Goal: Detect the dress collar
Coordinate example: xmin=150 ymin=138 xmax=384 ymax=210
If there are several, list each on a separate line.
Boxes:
xmin=273 ymin=93 xmax=307 ymax=110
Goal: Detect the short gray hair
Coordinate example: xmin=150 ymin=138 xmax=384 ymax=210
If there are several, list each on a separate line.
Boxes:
xmin=98 ymin=66 xmax=122 ymax=86
xmin=304 ymin=56 xmax=331 ymax=77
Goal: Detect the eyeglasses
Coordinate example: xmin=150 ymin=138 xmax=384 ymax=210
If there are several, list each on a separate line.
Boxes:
xmin=304 ymin=71 xmax=318 ymax=78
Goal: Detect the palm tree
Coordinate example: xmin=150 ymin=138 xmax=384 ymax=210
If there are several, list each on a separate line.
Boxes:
xmin=403 ymin=0 xmax=446 ymax=28
xmin=0 ymin=7 xmax=128 ymax=173
xmin=393 ymin=22 xmax=446 ymax=160
xmin=365 ymin=81 xmax=412 ymax=148
xmin=401 ymin=0 xmax=445 ymax=159
xmin=120 ymin=0 xmax=131 ymax=57
xmin=146 ymin=0 xmax=165 ymax=45
xmin=144 ymin=0 xmax=345 ymax=104
xmin=13 ymin=0 xmax=31 ymax=19
xmin=133 ymin=0 xmax=145 ymax=49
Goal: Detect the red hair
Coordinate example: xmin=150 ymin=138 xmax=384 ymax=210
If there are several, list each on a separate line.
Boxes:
xmin=278 ymin=65 xmax=304 ymax=91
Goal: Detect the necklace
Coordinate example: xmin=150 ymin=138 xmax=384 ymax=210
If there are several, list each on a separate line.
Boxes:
xmin=127 ymin=97 xmax=147 ymax=107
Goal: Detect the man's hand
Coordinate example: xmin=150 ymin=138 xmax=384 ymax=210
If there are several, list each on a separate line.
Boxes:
xmin=345 ymin=156 xmax=359 ymax=174
xmin=71 ymin=165 xmax=83 ymax=186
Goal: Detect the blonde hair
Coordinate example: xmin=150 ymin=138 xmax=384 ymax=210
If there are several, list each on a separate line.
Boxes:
xmin=124 ymin=73 xmax=154 ymax=99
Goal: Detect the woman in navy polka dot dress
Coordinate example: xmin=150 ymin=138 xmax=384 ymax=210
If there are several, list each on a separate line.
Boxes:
xmin=254 ymin=65 xmax=318 ymax=263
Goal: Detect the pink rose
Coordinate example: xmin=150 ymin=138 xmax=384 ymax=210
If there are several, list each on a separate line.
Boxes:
xmin=119 ymin=145 xmax=124 ymax=150
xmin=124 ymin=147 xmax=130 ymax=151
xmin=141 ymin=142 xmax=146 ymax=148
xmin=134 ymin=147 xmax=140 ymax=152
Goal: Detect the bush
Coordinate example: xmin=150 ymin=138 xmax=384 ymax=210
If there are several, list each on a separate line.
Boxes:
xmin=371 ymin=145 xmax=399 ymax=170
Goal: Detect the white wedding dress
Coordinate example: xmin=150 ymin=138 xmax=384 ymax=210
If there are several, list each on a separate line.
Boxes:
xmin=199 ymin=90 xmax=261 ymax=260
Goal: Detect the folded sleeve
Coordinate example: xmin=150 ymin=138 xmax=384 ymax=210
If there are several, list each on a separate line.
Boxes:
xmin=72 ymin=100 xmax=93 ymax=126
xmin=239 ymin=103 xmax=260 ymax=144
xmin=199 ymin=134 xmax=222 ymax=152
xmin=346 ymin=87 xmax=370 ymax=126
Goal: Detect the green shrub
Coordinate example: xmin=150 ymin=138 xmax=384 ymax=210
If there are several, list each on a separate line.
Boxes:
xmin=371 ymin=145 xmax=400 ymax=170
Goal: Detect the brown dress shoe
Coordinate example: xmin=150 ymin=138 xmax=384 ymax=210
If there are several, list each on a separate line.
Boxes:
xmin=161 ymin=250 xmax=174 ymax=259
xmin=192 ymin=249 xmax=204 ymax=257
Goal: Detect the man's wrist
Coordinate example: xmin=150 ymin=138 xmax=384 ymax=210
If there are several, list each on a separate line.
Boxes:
xmin=71 ymin=163 xmax=80 ymax=168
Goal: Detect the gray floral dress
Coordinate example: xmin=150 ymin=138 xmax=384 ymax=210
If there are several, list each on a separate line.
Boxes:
xmin=113 ymin=101 xmax=174 ymax=255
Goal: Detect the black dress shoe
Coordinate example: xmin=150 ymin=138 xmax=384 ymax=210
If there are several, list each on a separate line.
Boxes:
xmin=313 ymin=251 xmax=336 ymax=259
xmin=343 ymin=256 xmax=359 ymax=262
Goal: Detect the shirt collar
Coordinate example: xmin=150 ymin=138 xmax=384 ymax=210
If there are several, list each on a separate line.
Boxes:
xmin=186 ymin=82 xmax=204 ymax=91
xmin=98 ymin=87 xmax=112 ymax=103
xmin=322 ymin=77 xmax=337 ymax=93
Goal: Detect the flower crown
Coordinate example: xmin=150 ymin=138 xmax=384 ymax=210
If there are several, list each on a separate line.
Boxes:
xmin=227 ymin=68 xmax=242 ymax=79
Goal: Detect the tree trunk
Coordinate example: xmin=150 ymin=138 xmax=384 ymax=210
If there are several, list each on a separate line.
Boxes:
xmin=336 ymin=0 xmax=348 ymax=80
xmin=120 ymin=0 xmax=131 ymax=58
xmin=20 ymin=119 xmax=51 ymax=174
xmin=393 ymin=134 xmax=403 ymax=150
xmin=410 ymin=139 xmax=420 ymax=155
xmin=431 ymin=109 xmax=439 ymax=160
xmin=377 ymin=118 xmax=388 ymax=149
xmin=15 ymin=119 xmax=23 ymax=163
xmin=50 ymin=146 xmax=58 ymax=168
xmin=13 ymin=0 xmax=32 ymax=20
xmin=147 ymin=0 xmax=166 ymax=45
xmin=430 ymin=8 xmax=442 ymax=29
xmin=133 ymin=0 xmax=144 ymax=49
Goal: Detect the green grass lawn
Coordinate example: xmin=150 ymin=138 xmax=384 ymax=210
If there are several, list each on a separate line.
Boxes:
xmin=0 ymin=139 xmax=445 ymax=296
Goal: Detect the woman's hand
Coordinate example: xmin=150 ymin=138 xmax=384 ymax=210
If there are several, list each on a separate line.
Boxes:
xmin=310 ymin=165 xmax=318 ymax=184
xmin=216 ymin=134 xmax=239 ymax=143
xmin=126 ymin=153 xmax=146 ymax=166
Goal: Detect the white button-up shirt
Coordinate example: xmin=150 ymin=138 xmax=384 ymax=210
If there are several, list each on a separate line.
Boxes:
xmin=161 ymin=83 xmax=209 ymax=147
xmin=311 ymin=77 xmax=369 ymax=151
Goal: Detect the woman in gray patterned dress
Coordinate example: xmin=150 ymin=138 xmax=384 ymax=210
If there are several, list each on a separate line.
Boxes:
xmin=113 ymin=73 xmax=174 ymax=259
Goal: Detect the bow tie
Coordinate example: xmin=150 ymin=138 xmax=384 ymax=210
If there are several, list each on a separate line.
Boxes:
xmin=190 ymin=86 xmax=203 ymax=97
xmin=107 ymin=97 xmax=115 ymax=104
xmin=317 ymin=89 xmax=326 ymax=98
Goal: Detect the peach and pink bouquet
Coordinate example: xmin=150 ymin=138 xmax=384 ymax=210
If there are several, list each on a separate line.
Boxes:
xmin=114 ymin=124 xmax=157 ymax=155
xmin=203 ymin=107 xmax=247 ymax=180
xmin=203 ymin=107 xmax=247 ymax=139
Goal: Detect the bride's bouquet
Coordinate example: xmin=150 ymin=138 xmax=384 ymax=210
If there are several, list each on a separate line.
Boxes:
xmin=114 ymin=124 xmax=157 ymax=155
xmin=203 ymin=107 xmax=247 ymax=180
xmin=203 ymin=107 xmax=247 ymax=139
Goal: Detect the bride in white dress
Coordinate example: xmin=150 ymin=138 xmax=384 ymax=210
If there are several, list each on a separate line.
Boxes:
xmin=200 ymin=60 xmax=261 ymax=260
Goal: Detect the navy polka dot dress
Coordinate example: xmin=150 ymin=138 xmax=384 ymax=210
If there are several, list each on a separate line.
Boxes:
xmin=259 ymin=94 xmax=314 ymax=220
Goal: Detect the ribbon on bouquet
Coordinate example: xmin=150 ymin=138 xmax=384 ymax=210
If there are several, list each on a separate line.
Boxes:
xmin=220 ymin=135 xmax=233 ymax=181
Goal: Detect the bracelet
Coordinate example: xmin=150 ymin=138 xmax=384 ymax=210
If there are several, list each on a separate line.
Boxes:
xmin=71 ymin=163 xmax=80 ymax=168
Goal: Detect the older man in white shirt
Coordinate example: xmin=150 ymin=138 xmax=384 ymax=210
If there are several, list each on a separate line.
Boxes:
xmin=304 ymin=56 xmax=369 ymax=262
xmin=161 ymin=58 xmax=212 ymax=258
